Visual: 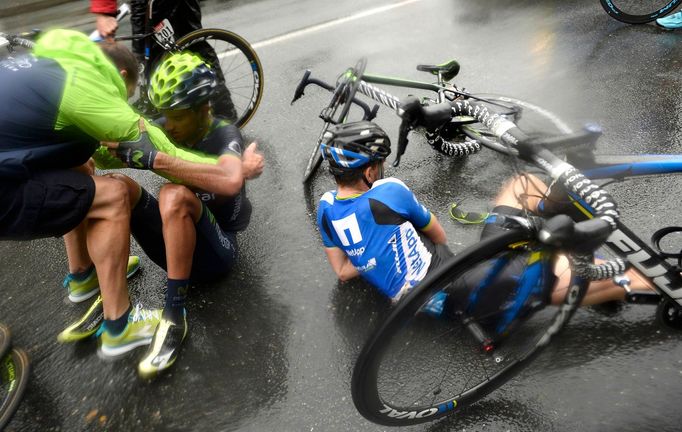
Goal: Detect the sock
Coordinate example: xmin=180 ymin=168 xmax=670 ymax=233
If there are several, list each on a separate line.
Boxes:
xmin=165 ymin=279 xmax=189 ymax=323
xmin=71 ymin=264 xmax=95 ymax=281
xmin=104 ymin=305 xmax=132 ymax=336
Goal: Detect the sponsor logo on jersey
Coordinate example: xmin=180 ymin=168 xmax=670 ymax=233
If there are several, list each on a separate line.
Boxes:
xmin=356 ymin=257 xmax=377 ymax=272
xmin=399 ymin=222 xmax=431 ymax=283
xmin=196 ymin=192 xmax=216 ymax=202
xmin=227 ymin=140 xmax=242 ymax=154
xmin=388 ymin=234 xmax=402 ymax=274
xmin=346 ymin=246 xmax=365 ymax=257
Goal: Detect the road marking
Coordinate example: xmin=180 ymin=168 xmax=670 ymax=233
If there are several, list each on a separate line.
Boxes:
xmin=251 ymin=0 xmax=430 ymax=50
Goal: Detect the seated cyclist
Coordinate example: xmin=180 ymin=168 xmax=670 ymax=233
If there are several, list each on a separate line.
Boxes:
xmin=317 ymin=121 xmax=453 ymax=304
xmin=0 ymin=30 xmax=228 ymax=367
xmin=317 ymin=121 xmax=655 ymax=320
xmin=62 ymin=52 xmax=264 ymax=378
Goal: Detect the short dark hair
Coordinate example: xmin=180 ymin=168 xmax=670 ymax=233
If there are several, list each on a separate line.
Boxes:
xmin=332 ymin=161 xmax=381 ymax=187
xmin=99 ymin=40 xmax=139 ymax=90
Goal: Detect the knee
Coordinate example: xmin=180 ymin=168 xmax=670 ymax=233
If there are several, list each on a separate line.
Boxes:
xmin=94 ymin=176 xmax=131 ymax=219
xmin=159 ymin=184 xmax=197 ymax=218
xmin=104 ymin=173 xmax=141 ymax=204
xmin=495 ymin=174 xmax=547 ymax=210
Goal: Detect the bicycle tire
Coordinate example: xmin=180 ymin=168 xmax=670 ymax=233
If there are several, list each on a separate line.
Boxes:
xmin=302 ymin=140 xmax=324 ymax=183
xmin=0 ymin=324 xmax=9 ymax=361
xmin=176 ymin=28 xmax=264 ymax=128
xmin=351 ymin=229 xmax=589 ymax=426
xmin=301 ymin=58 xmax=367 ymax=184
xmin=599 ymin=0 xmax=681 ymax=24
xmin=457 ymin=94 xmax=572 ymax=155
xmin=0 ymin=348 xmax=30 ymax=430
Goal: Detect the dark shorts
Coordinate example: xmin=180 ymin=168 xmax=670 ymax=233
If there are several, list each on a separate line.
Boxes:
xmin=444 ymin=205 xmax=556 ymax=333
xmin=130 ymin=188 xmax=238 ymax=282
xmin=0 ymin=170 xmax=95 ymax=240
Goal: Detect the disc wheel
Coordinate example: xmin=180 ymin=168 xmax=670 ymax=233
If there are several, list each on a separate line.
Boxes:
xmin=599 ymin=0 xmax=681 ymax=24
xmin=352 ymin=229 xmax=588 ymax=426
xmin=177 ymin=28 xmax=264 ymax=128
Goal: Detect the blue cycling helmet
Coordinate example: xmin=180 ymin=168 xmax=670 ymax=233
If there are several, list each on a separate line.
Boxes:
xmin=320 ymin=121 xmax=391 ymax=176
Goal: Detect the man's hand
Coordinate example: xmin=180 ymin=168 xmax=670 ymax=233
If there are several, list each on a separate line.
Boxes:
xmin=95 ymin=14 xmax=118 ymax=38
xmin=111 ymin=119 xmax=158 ymax=169
xmin=242 ymin=142 xmax=264 ymax=180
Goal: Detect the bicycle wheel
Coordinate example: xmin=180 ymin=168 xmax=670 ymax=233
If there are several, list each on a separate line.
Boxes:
xmin=302 ymin=58 xmax=367 ymax=183
xmin=302 ymin=131 xmax=325 ymax=184
xmin=0 ymin=325 xmax=9 ymax=361
xmin=0 ymin=348 xmax=30 ymax=430
xmin=176 ymin=28 xmax=264 ymax=128
xmin=456 ymin=94 xmax=572 ymax=156
xmin=352 ymin=229 xmax=589 ymax=426
xmin=599 ymin=0 xmax=681 ymax=24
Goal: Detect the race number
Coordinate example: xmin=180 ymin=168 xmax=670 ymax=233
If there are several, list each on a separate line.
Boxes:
xmin=153 ymin=19 xmax=175 ymax=45
xmin=331 ymin=213 xmax=363 ymax=246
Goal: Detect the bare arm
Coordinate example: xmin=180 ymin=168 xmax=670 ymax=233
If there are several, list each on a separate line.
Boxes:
xmin=152 ymin=152 xmax=244 ymax=196
xmin=324 ymin=247 xmax=360 ymax=281
xmin=421 ymin=214 xmax=447 ymax=245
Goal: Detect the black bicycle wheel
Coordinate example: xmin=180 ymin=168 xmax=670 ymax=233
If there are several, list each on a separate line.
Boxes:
xmin=0 ymin=348 xmax=30 ymax=430
xmin=458 ymin=94 xmax=572 ymax=156
xmin=176 ymin=28 xmax=264 ymax=128
xmin=599 ymin=0 xmax=681 ymax=24
xmin=0 ymin=324 xmax=9 ymax=361
xmin=302 ymin=126 xmax=328 ymax=183
xmin=302 ymin=58 xmax=367 ymax=184
xmin=352 ymin=229 xmax=589 ymax=426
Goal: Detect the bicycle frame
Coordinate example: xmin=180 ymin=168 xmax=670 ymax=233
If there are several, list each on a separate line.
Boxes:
xmin=559 ymin=154 xmax=682 ymax=307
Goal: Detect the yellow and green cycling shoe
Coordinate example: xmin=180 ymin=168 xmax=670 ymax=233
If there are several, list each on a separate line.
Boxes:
xmin=62 ymin=256 xmax=141 ymax=303
xmin=138 ymin=311 xmax=188 ymax=379
xmin=99 ymin=305 xmax=162 ymax=358
xmin=57 ymin=295 xmax=105 ymax=343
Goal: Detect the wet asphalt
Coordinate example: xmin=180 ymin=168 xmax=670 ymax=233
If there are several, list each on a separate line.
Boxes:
xmin=1 ymin=0 xmax=682 ymax=430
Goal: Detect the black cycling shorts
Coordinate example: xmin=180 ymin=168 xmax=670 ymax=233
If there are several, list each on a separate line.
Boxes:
xmin=0 ymin=170 xmax=95 ymax=240
xmin=444 ymin=205 xmax=555 ymax=332
xmin=130 ymin=187 xmax=238 ymax=282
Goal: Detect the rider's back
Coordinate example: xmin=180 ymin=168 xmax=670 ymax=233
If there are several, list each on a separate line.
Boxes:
xmin=318 ymin=177 xmax=436 ymax=300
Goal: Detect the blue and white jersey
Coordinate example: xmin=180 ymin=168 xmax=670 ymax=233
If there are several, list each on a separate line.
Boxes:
xmin=317 ymin=178 xmax=434 ymax=301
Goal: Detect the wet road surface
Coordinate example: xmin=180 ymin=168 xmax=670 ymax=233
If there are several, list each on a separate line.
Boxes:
xmin=1 ymin=0 xmax=682 ymax=430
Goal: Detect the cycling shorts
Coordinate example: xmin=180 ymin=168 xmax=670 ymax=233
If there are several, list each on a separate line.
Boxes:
xmin=0 ymin=170 xmax=95 ymax=240
xmin=443 ymin=206 xmax=555 ymax=333
xmin=130 ymin=187 xmax=238 ymax=282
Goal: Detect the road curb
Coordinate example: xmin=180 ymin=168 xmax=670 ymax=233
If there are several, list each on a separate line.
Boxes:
xmin=0 ymin=0 xmax=78 ymax=19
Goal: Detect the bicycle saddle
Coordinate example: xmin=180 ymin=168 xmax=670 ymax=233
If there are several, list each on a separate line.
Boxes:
xmin=416 ymin=60 xmax=460 ymax=81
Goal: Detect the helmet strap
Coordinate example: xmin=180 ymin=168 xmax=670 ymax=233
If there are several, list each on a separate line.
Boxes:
xmin=362 ymin=173 xmax=372 ymax=189
xmin=361 ymin=163 xmax=384 ymax=189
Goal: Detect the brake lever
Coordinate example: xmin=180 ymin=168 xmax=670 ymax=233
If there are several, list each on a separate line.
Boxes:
xmin=393 ymin=118 xmax=411 ymax=167
xmin=291 ymin=70 xmax=312 ymax=105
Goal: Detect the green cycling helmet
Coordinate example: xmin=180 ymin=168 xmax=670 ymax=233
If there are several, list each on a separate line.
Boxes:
xmin=148 ymin=52 xmax=217 ymax=110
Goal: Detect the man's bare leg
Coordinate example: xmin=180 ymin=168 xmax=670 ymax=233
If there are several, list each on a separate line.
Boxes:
xmin=495 ymin=173 xmax=656 ymax=307
xmin=551 ymin=256 xmax=655 ymax=305
xmin=86 ymin=176 xmax=132 ymax=319
xmin=64 ymin=160 xmax=96 ymax=274
xmin=64 ymin=223 xmax=92 ymax=274
xmin=158 ymin=184 xmax=202 ymax=280
xmin=138 ymin=183 xmax=199 ymax=377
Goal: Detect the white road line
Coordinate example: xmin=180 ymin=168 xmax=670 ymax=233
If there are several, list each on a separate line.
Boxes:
xmin=250 ymin=0 xmax=430 ymax=50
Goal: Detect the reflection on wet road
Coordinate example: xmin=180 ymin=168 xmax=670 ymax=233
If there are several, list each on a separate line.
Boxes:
xmin=1 ymin=0 xmax=681 ymax=430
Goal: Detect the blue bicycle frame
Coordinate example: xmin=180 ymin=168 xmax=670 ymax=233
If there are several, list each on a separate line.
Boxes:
xmin=564 ymin=154 xmax=682 ymax=306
